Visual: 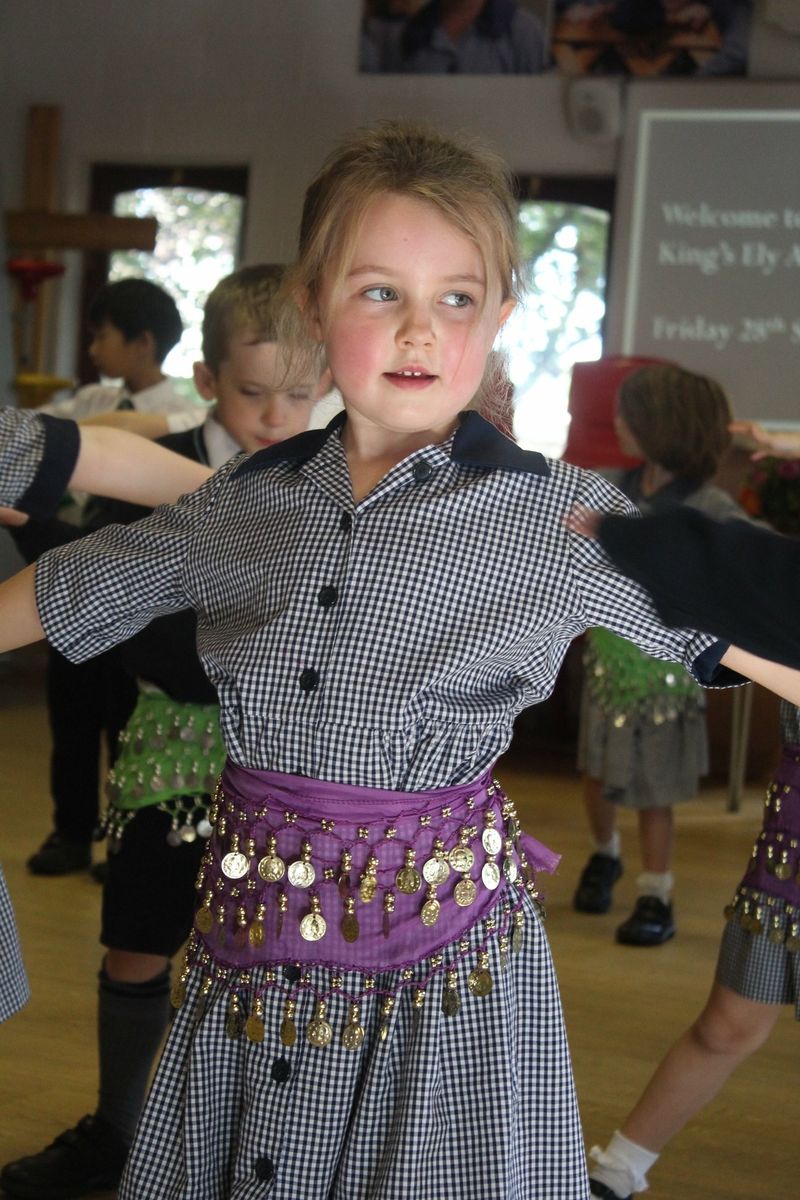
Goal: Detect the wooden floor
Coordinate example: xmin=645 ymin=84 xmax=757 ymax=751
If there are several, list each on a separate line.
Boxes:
xmin=0 ymin=645 xmax=796 ymax=1199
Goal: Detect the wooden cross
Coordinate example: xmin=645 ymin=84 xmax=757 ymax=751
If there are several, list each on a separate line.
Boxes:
xmin=4 ymin=105 xmax=157 ymax=401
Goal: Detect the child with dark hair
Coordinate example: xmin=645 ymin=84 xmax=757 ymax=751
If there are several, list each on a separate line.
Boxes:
xmin=27 ymin=278 xmax=204 ymax=876
xmin=41 ymin=277 xmax=201 ymax=440
xmin=0 ymin=265 xmax=331 ymax=1200
xmin=573 ymin=364 xmax=746 ymax=945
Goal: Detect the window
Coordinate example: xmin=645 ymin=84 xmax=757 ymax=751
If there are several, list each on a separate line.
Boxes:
xmin=500 ymin=177 xmax=614 ymax=457
xmin=78 ymin=164 xmax=248 ymax=387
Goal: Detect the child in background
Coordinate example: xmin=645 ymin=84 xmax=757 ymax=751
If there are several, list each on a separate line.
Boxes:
xmin=587 ymin=702 xmax=800 ymax=1200
xmin=577 ymin=419 xmax=800 ymax=668
xmin=573 ymin=364 xmax=745 ymax=945
xmin=0 ymin=411 xmax=211 ymax=1025
xmin=26 ymin=278 xmax=205 ymax=877
xmin=567 ymin=424 xmax=800 ymax=1199
xmin=0 ymin=265 xmax=330 ymax=1199
xmin=40 ymin=276 xmax=202 ymax=438
xmin=0 ymin=121 xmax=786 ymax=1200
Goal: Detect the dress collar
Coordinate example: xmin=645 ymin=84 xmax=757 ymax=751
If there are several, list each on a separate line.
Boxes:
xmin=235 ymin=409 xmax=550 ymax=479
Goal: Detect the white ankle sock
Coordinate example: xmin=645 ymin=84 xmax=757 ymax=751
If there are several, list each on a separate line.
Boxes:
xmin=636 ymin=871 xmax=674 ymax=904
xmin=589 ymin=1129 xmax=659 ymax=1196
xmin=595 ymin=831 xmax=621 ymax=859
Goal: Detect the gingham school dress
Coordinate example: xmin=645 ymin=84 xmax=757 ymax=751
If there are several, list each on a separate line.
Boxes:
xmin=0 ymin=407 xmax=79 ymax=1021
xmin=35 ymin=412 xmax=730 ymax=1200
xmin=717 ymin=700 xmax=800 ymax=1019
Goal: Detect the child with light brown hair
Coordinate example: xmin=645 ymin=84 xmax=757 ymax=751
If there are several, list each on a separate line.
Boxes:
xmin=0 ymin=123 xmax=793 ymax=1200
xmin=573 ymin=363 xmax=747 ymax=946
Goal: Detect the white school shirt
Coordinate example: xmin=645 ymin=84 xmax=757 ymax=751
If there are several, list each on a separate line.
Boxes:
xmin=41 ymin=378 xmax=205 ymax=434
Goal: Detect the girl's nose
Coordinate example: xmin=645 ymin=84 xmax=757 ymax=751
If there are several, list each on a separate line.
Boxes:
xmin=397 ymin=302 xmax=434 ymax=347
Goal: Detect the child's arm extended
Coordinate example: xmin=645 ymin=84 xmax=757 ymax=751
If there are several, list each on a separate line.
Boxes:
xmin=721 ymin=646 xmax=800 ymax=708
xmin=70 ymin=425 xmax=212 ymax=504
xmin=0 ymin=564 xmax=44 ymax=653
xmin=0 ymin=412 xmax=212 ymax=526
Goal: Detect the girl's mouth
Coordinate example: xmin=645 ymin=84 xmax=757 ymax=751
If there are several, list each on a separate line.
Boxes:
xmin=385 ymin=370 xmax=436 ymax=389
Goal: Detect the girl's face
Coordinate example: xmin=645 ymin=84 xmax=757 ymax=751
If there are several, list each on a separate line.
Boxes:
xmin=313 ymin=192 xmax=514 ymax=452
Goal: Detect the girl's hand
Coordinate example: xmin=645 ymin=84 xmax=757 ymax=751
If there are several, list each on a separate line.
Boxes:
xmin=729 ymin=420 xmax=800 ymax=462
xmin=0 ymin=506 xmax=29 ymax=527
xmin=564 ymin=503 xmax=603 ymax=540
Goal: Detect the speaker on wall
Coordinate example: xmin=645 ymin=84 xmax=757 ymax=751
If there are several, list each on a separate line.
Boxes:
xmin=565 ymin=77 xmax=624 ymax=144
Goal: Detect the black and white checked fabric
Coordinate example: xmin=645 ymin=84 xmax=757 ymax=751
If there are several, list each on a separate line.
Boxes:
xmin=0 ymin=408 xmax=79 ymax=518
xmin=33 ymin=411 xmax=728 ymax=1199
xmin=120 ymin=892 xmax=586 ymax=1200
xmin=35 ymin=411 xmax=721 ymax=792
xmin=716 ymin=917 xmax=800 ymax=1020
xmin=0 ymin=867 xmax=29 ymax=1022
xmin=0 ymin=407 xmax=80 ymax=1023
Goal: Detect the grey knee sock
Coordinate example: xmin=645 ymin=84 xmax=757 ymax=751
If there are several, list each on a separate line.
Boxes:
xmin=96 ymin=966 xmax=172 ymax=1144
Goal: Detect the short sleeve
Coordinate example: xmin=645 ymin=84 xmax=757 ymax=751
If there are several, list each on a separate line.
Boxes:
xmin=0 ymin=409 xmax=79 ymax=515
xmin=35 ymin=457 xmax=237 ymax=663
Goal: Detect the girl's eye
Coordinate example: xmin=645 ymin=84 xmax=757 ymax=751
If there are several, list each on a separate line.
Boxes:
xmin=288 ymin=392 xmax=311 ymax=403
xmin=363 ymin=286 xmax=398 ymax=302
xmin=442 ymin=292 xmax=472 ymax=308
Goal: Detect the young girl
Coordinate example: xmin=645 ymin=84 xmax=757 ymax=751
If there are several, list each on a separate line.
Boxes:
xmin=573 ymin=364 xmax=745 ymax=945
xmin=0 ymin=122 xmax=794 ymax=1200
xmin=586 ymin=696 xmax=800 ymax=1200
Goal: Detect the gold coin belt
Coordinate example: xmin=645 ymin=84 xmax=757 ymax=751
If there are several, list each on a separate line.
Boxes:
xmin=724 ymin=763 xmax=800 ymax=950
xmin=171 ymin=881 xmax=543 ymax=1050
xmin=724 ymin=887 xmax=800 ymax=952
xmin=187 ymin=779 xmax=541 ymax=976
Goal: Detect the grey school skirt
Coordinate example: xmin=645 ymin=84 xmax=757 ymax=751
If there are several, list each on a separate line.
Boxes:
xmin=577 ymin=687 xmax=708 ymax=810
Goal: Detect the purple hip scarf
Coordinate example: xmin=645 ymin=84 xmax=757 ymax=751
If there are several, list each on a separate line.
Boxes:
xmin=725 ymin=745 xmax=800 ymax=949
xmin=190 ymin=761 xmax=559 ymax=977
xmin=739 ymin=746 xmax=800 ymax=901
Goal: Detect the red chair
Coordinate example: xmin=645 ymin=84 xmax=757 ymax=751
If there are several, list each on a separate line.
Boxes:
xmin=561 ymin=355 xmax=668 ymax=470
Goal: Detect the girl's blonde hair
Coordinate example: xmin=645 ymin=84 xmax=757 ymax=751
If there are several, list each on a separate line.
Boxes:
xmin=278 ymin=120 xmax=522 ymax=419
xmin=618 ymin=364 xmax=732 ymax=483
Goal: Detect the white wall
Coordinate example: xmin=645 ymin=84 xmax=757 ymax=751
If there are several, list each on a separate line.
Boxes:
xmin=1 ymin=0 xmax=798 ymax=378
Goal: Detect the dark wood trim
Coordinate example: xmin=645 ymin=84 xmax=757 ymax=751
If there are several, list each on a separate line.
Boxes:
xmin=77 ymin=163 xmax=248 ymax=384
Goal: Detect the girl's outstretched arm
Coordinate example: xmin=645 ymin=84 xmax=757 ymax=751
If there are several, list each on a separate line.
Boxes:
xmin=0 ymin=564 xmax=44 ymax=654
xmin=70 ymin=426 xmax=212 ymax=504
xmin=720 ymin=645 xmax=800 ymax=708
xmin=730 ymin=420 xmax=800 ymax=461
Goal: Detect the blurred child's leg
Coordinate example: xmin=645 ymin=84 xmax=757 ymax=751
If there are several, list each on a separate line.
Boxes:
xmin=616 ymin=806 xmax=675 ymax=946
xmin=588 ymin=982 xmax=782 ymax=1198
xmin=574 ymin=775 xmax=623 ymax=913
xmin=98 ymin=949 xmax=172 ymax=1144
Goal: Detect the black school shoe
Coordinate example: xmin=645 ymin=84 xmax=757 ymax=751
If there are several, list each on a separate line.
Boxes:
xmin=27 ymin=831 xmax=91 ymax=876
xmin=0 ymin=1114 xmax=129 ymax=1200
xmin=590 ymin=1178 xmax=633 ymax=1200
xmin=573 ymin=852 xmax=623 ymax=914
xmin=616 ymin=895 xmax=676 ymax=946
